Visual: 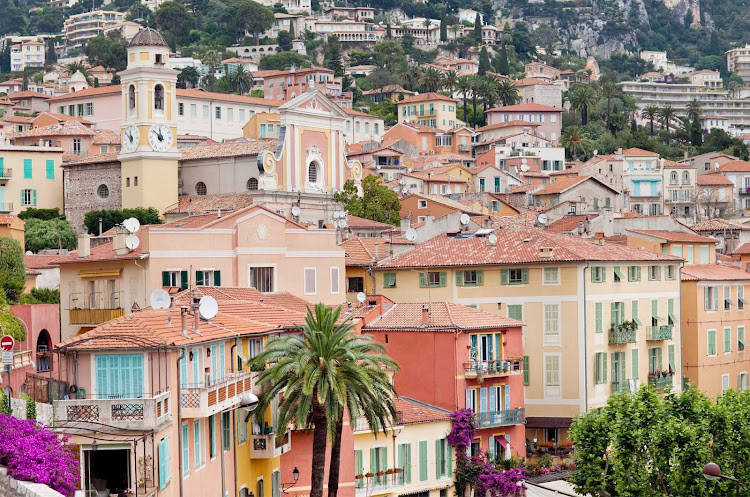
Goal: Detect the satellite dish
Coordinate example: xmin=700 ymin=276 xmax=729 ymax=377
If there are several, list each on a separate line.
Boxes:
xmin=460 ymin=213 xmax=471 ymax=225
xmin=150 ymin=289 xmax=171 ymax=309
xmin=25 ymin=250 xmax=32 ymax=255
xmin=537 ymin=213 xmax=548 ymax=225
xmin=291 ymin=205 xmax=301 ymax=217
xmin=714 ymin=162 xmax=720 ymax=170
xmin=401 ymin=187 xmax=409 ymax=194
xmin=356 ymin=292 xmax=366 ymax=303
xmin=521 ymin=158 xmax=527 ymax=164
xmin=399 ymin=178 xmax=405 ymax=185
xmin=332 ymin=220 xmax=339 ymax=228
xmin=125 ymin=234 xmax=140 ymax=250
xmin=123 ymin=217 xmax=140 ymax=233
xmin=339 ymin=218 xmax=348 ymax=228
xmin=520 ymin=164 xmax=530 ymax=172
xmin=376 ymin=164 xmax=382 ymax=170
xmin=488 ymin=233 xmax=498 ymax=245
xmin=405 ymin=228 xmax=417 ymax=241
xmin=198 ymin=295 xmax=218 ymax=320
xmin=592 ymin=149 xmax=598 ymax=156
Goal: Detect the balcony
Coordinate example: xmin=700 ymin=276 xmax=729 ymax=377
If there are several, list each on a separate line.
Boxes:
xmin=352 ymin=411 xmax=404 ymax=433
xmin=740 ymin=187 xmax=750 ymax=195
xmin=464 ymin=358 xmax=523 ymax=379
xmin=355 ymin=472 xmax=417 ymax=496
xmin=180 ymin=370 xmax=255 ymax=418
xmin=0 ymin=202 xmax=12 ymax=213
xmin=69 ymin=308 xmax=125 ymax=325
xmin=53 ymin=391 xmax=172 ymax=431
xmin=249 ymin=429 xmax=291 ymax=459
xmin=648 ymin=372 xmax=674 ymax=390
xmin=608 ymin=328 xmax=637 ymax=344
xmin=475 ymin=408 xmax=525 ymax=428
xmin=646 ymin=325 xmax=673 ymax=340
xmin=458 ymin=145 xmax=470 ymax=152
xmin=0 ymin=167 xmax=11 ymax=184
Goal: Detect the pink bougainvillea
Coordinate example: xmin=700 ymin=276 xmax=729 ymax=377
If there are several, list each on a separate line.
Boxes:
xmin=476 ymin=467 xmax=527 ymax=497
xmin=0 ymin=414 xmax=79 ymax=496
xmin=447 ymin=408 xmax=477 ymax=450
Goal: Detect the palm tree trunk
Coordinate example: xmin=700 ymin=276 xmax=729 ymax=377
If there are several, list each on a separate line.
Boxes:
xmin=311 ymin=403 xmax=328 ymax=497
xmin=472 ymin=94 xmax=477 ymax=127
xmin=582 ymin=105 xmax=587 ymax=126
xmin=463 ymin=95 xmax=467 ymax=124
xmin=606 ymin=98 xmax=611 ymax=132
xmin=327 ymin=413 xmax=344 ymax=497
xmin=650 ymin=118 xmax=654 ymax=136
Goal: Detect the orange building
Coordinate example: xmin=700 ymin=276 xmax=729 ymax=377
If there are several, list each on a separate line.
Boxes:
xmin=399 ymin=193 xmax=483 ymax=222
xmin=383 ymin=122 xmax=473 ymax=156
xmin=395 ymin=93 xmax=460 ymax=130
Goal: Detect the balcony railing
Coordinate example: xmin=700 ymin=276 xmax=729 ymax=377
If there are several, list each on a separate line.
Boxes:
xmin=0 ymin=202 xmax=12 ymax=212
xmin=646 ymin=325 xmax=673 ymax=340
xmin=740 ymin=187 xmax=750 ymax=195
xmin=53 ymin=391 xmax=171 ymax=431
xmin=180 ymin=370 xmax=254 ymax=418
xmin=352 ymin=411 xmax=404 ymax=432
xmin=611 ymin=380 xmax=629 ymax=393
xmin=648 ymin=372 xmax=674 ymax=390
xmin=0 ymin=168 xmax=11 ymax=179
xmin=249 ymin=429 xmax=291 ymax=459
xmin=464 ymin=358 xmax=523 ymax=378
xmin=475 ymin=408 xmax=525 ymax=428
xmin=458 ymin=145 xmax=470 ymax=152
xmin=609 ymin=328 xmax=637 ymax=344
xmin=69 ymin=308 xmax=125 ymax=325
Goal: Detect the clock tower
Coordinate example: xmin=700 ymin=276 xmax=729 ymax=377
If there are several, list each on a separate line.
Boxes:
xmin=117 ymin=27 xmax=180 ymax=215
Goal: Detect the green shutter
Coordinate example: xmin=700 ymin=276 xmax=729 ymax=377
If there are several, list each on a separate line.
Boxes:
xmin=637 ymin=266 xmax=641 ymax=280
xmin=435 ymin=439 xmax=441 ymax=477
xmin=406 ymin=444 xmax=412 ymax=483
xmin=23 ymin=158 xmax=31 ymax=178
xmin=159 ymin=437 xmax=169 ymax=489
xmin=521 ymin=268 xmax=529 ymax=284
xmin=382 ymin=447 xmax=388 ymax=484
xmin=668 ymin=344 xmax=675 ymax=371
xmin=652 ymin=300 xmax=658 ymax=322
xmin=725 ymin=328 xmax=731 ymax=354
xmin=611 ymin=303 xmax=617 ymax=326
xmin=355 ymin=450 xmax=363 ymax=486
xmin=595 ymin=353 xmax=601 ymax=383
xmin=447 ymin=441 xmax=452 ymax=476
xmin=370 ymin=448 xmax=376 ymax=475
xmin=180 ymin=270 xmax=188 ymax=290
xmin=214 ymin=270 xmax=221 ymax=286
xmin=595 ymin=302 xmax=603 ymax=333
xmin=162 ymin=271 xmax=170 ymax=286
xmin=476 ymin=270 xmax=484 ymax=285
xmin=523 ymin=355 xmax=529 ymax=385
xmin=46 ymin=160 xmax=54 ymax=179
xmin=632 ymin=300 xmax=641 ymax=326
xmin=601 ymin=267 xmax=606 ymax=282
xmin=488 ymin=435 xmax=495 ymax=457
xmin=419 ymin=441 xmax=428 ymax=481
xmin=603 ymin=352 xmax=607 ymax=382
xmin=500 ymin=269 xmax=509 ymax=285
xmin=709 ymin=330 xmax=716 ymax=355
xmin=439 ymin=272 xmax=447 ymax=287
xmin=419 ymin=272 xmax=427 ymax=287
xmin=196 ymin=271 xmax=204 ymax=286
xmin=611 ymin=352 xmax=616 ymax=384
xmin=455 ymin=271 xmax=464 ymax=286
xmin=32 ymin=189 xmax=36 ymax=206
xmin=632 ymin=349 xmax=639 ymax=380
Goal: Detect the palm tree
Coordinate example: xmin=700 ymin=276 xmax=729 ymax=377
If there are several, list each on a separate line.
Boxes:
xmin=399 ymin=67 xmax=420 ymax=92
xmin=227 ymin=65 xmax=253 ymax=95
xmin=561 ymin=125 xmax=593 ymax=159
xmin=251 ymin=304 xmax=398 ymax=497
xmin=418 ymin=66 xmax=442 ymax=93
xmin=686 ymin=99 xmax=702 ymax=122
xmin=66 ymin=62 xmax=93 ymax=85
xmin=496 ymin=79 xmax=520 ymax=107
xmin=641 ymin=105 xmax=659 ymax=135
xmin=457 ymin=75 xmax=473 ymax=123
xmin=201 ymin=50 xmax=222 ymax=75
xmin=478 ymin=76 xmax=499 ymax=117
xmin=470 ymin=75 xmax=481 ymax=127
xmin=568 ymin=85 xmax=597 ymax=126
xmin=443 ymin=70 xmax=459 ymax=96
xmin=600 ymin=81 xmax=618 ymax=132
xmin=657 ymin=105 xmax=677 ymax=130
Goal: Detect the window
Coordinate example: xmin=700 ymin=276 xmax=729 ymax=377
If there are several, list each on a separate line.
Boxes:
xmin=611 ymin=302 xmax=624 ymax=327
xmin=196 ymin=270 xmax=220 ymax=286
xmin=209 ymin=415 xmax=216 ymax=459
xmin=304 ymin=267 xmax=317 ymax=294
xmin=128 ymin=85 xmax=136 ymax=109
xmin=154 ymin=84 xmax=164 ymax=110
xmin=45 ymin=159 xmax=54 ymax=179
xmin=203 ymin=105 xmax=209 ymax=118
xmin=383 ymin=273 xmax=396 ymax=288
xmin=543 ymin=267 xmax=559 ymax=285
xmin=544 ymin=354 xmax=561 ymax=386
xmin=418 ymin=441 xmax=428 ymax=482
xmin=501 ymin=268 xmax=528 ymax=285
xmin=724 ymin=326 xmax=732 ymax=353
xmin=722 ymin=374 xmax=730 ymax=393
xmin=648 ymin=347 xmax=663 ymax=372
xmin=614 ymin=266 xmax=624 ymax=282
xmin=190 ymin=104 xmax=197 ymax=118
xmin=227 ymin=108 xmax=234 ymax=121
xmin=21 ymin=189 xmax=35 ymax=206
xmin=308 ymin=162 xmax=318 ymax=183
xmin=666 ymin=265 xmax=676 ymax=280
xmin=591 ymin=266 xmax=605 ymax=283
xmin=195 ymin=182 xmax=207 ymax=196
xmin=249 ymin=267 xmax=274 ymax=292
xmin=72 ymin=139 xmax=82 ymax=156
xmin=628 ymin=265 xmax=641 ymax=281
xmin=435 ymin=438 xmax=450 ymax=478
xmin=419 ymin=271 xmax=446 ymax=287
xmin=158 ymin=436 xmax=171 ymax=489
xmin=397 ymin=443 xmax=411 ymax=484
xmin=97 ymin=184 xmax=109 ymax=199
xmin=648 ymin=266 xmax=661 ymax=281
xmin=247 ymin=178 xmax=259 ymax=190
xmin=739 ymin=326 xmax=747 ymax=352
xmin=237 ymin=414 xmax=247 ymax=444
xmin=347 ymin=277 xmax=364 ymax=293
xmin=705 ymin=287 xmax=719 ymax=311
xmin=543 ymin=304 xmax=560 ymax=343
xmin=181 ymin=425 xmax=189 ymax=476
xmin=457 ymin=270 xmax=483 ymax=286
xmin=193 ymin=420 xmax=203 ymax=468
xmin=708 ymin=329 xmax=717 ymax=356
xmin=418 ymin=199 xmax=427 ymax=208
xmin=101 ymin=145 xmax=109 ymax=154
xmin=23 ymin=158 xmax=31 ymax=178
xmin=215 ymin=106 xmax=222 ymax=119
xmin=178 ymin=103 xmax=184 ymax=116
xmin=221 ymin=411 xmax=231 ymax=450
xmin=594 ymin=352 xmax=607 ymax=384
xmin=739 ymin=372 xmax=749 ymax=391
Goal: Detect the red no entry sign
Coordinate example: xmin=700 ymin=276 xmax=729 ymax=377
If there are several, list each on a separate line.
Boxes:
xmin=0 ymin=336 xmax=14 ymax=351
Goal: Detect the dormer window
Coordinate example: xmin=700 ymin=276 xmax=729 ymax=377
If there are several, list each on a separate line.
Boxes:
xmin=154 ymin=84 xmax=164 ymax=110
xmin=155 ymin=53 xmax=163 ymax=65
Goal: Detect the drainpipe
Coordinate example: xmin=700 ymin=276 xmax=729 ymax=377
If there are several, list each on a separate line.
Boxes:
xmin=231 ymin=340 xmax=238 ymax=497
xmin=177 ymin=347 xmax=186 ymax=497
xmin=678 ymin=261 xmax=684 ymax=391
xmin=582 ymin=262 xmax=589 ymax=412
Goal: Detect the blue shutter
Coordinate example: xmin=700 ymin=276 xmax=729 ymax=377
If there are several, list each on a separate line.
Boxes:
xmin=504 ymin=385 xmax=510 ymax=412
xmin=479 ymin=387 xmax=487 ymax=412
xmin=465 ymin=389 xmax=472 ymax=409
xmin=192 ymin=348 xmax=199 ymax=386
xmin=96 ymin=356 xmax=107 ymax=398
xmin=23 ymin=158 xmax=31 ymax=178
xmin=211 ymin=345 xmax=217 ymax=384
xmin=32 ymin=189 xmax=36 ymax=206
xmin=182 ymin=425 xmax=189 ymax=475
xmin=0 ymin=157 xmax=4 ymax=176
xmin=219 ymin=343 xmax=225 ymax=381
xmin=46 ymin=160 xmax=54 ymax=179
xmin=194 ymin=421 xmax=200 ymax=468
xmin=488 ymin=436 xmax=495 ymax=457
xmin=180 ymin=350 xmax=187 ymax=388
xmin=488 ymin=386 xmax=496 ymax=413
xmin=158 ymin=437 xmax=168 ymax=490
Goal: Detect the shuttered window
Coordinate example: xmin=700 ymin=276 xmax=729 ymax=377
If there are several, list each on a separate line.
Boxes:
xmin=418 ymin=440 xmax=428 ymax=481
xmin=194 ymin=420 xmax=202 ymax=468
xmin=95 ymin=354 xmax=144 ymax=398
xmin=23 ymin=158 xmax=31 ymax=178
xmin=544 ymin=355 xmax=560 ymax=386
xmin=158 ymin=436 xmax=170 ymax=489
xmin=419 ymin=271 xmax=447 ymax=287
xmin=181 ymin=425 xmax=189 ymax=476
xmin=397 ymin=443 xmax=411 ymax=484
xmin=522 ymin=355 xmax=529 ymax=386
xmin=355 ymin=450 xmax=364 ymax=487
xmin=46 ymin=160 xmax=54 ymax=179
xmin=632 ymin=349 xmax=639 ymax=380
xmin=595 ymin=302 xmax=603 ymax=333
xmin=708 ymin=330 xmax=717 ymax=356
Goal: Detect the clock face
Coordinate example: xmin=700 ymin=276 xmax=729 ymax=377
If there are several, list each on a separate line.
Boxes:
xmin=122 ymin=126 xmax=139 ymax=153
xmin=148 ymin=124 xmax=174 ymax=152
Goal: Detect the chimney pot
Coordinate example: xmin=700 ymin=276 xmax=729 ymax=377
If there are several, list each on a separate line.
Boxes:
xmin=180 ymin=306 xmax=188 ymax=337
xmin=421 ymin=305 xmax=430 ymax=325
xmin=77 ymin=234 xmax=91 ymax=258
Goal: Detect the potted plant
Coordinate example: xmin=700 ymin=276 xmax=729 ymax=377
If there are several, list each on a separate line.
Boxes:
xmin=385 ymin=468 xmax=395 ymax=475
xmin=365 ymin=472 xmax=374 ymax=479
xmin=124 ymin=489 xmax=135 ymax=497
xmin=376 ymin=469 xmax=385 ymax=477
xmin=393 ymin=468 xmax=403 ymax=474
xmin=355 ymin=474 xmax=364 ymax=480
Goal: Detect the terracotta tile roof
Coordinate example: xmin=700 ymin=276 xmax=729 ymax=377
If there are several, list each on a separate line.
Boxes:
xmin=733 ymin=243 xmax=750 ymax=255
xmin=486 ymin=103 xmax=562 ymax=113
xmin=341 ymin=237 xmax=390 ymax=266
xmin=0 ymin=214 xmax=20 ymax=225
xmin=697 ymin=173 xmax=733 ymax=186
xmin=718 ymin=160 xmax=750 ymax=172
xmin=179 ymin=139 xmax=278 ymax=160
xmin=25 ymin=268 xmax=41 ymax=276
xmin=662 ymin=160 xmax=692 ymax=169
xmin=475 ymin=120 xmax=541 ymax=132
xmin=512 ymin=77 xmax=553 ymax=87
xmin=402 ymin=170 xmax=467 ymax=183
xmin=34 ymin=112 xmax=94 ymax=125
xmin=361 ymin=85 xmax=414 ymax=96
xmin=343 ymin=107 xmax=376 ymax=117
xmin=534 ymin=176 xmax=611 ymax=195
xmin=47 ymin=85 xmax=121 ymax=101
xmin=171 ymin=286 xmax=313 ymax=314
xmin=626 ymin=229 xmax=715 ymax=243
xmin=92 ymin=129 xmax=120 ymax=145
xmin=52 ymin=231 xmax=146 ymax=265
xmin=8 ymin=90 xmax=49 ymax=100
xmin=396 ymin=397 xmax=452 ymax=424
xmin=377 ymin=229 xmax=681 ymax=269
xmin=346 ymin=215 xmax=394 ymax=229
xmin=622 ymin=147 xmax=658 ymax=157
xmin=24 ymin=254 xmax=61 ymax=269
xmin=681 ymin=264 xmax=750 ymax=281
xmin=406 ymin=193 xmax=483 ymax=214
xmin=363 ymin=301 xmax=523 ymax=331
xmin=159 ymin=204 xmax=309 ymax=230
xmin=548 ymin=215 xmax=593 ymax=233
xmin=397 ymin=92 xmax=456 ymax=104
xmin=510 ymin=184 xmax=537 ymax=193
xmin=177 ymin=88 xmax=284 ymax=107
xmin=163 ymin=193 xmax=255 ymax=215
xmin=9 ymin=121 xmax=95 ymax=138
xmin=64 ymin=152 xmax=120 ymax=166
xmin=690 ymin=218 xmax=750 ymax=231
xmin=3 ymin=115 xmax=32 ymax=123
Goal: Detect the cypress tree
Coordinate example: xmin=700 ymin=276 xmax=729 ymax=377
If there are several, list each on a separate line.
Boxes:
xmin=440 ymin=17 xmax=447 ymax=42
xmin=497 ymin=45 xmax=510 ymax=75
xmin=473 ymin=16 xmax=482 ymax=43
xmin=386 ymin=22 xmax=392 ymax=39
xmin=691 ymin=115 xmax=704 ymax=146
xmin=478 ymin=46 xmax=491 ymax=75
xmin=325 ymin=35 xmax=345 ymax=77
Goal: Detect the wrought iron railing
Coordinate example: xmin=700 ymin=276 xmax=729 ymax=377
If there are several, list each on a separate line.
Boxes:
xmin=609 ymin=328 xmax=637 ymax=344
xmin=475 ymin=408 xmax=525 ymax=428
xmin=646 ymin=325 xmax=673 ymax=340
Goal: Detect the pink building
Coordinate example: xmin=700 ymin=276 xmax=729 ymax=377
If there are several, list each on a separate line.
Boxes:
xmin=485 ymin=103 xmax=563 ymax=143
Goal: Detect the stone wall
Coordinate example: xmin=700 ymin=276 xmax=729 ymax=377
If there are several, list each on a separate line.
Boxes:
xmin=0 ymin=467 xmax=65 ymax=497
xmin=63 ymin=160 xmax=122 ymax=233
xmin=10 ymin=397 xmax=54 ymax=426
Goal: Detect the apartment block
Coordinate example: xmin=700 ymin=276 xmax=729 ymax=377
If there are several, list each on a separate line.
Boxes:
xmin=63 ymin=10 xmax=126 ymax=48
xmin=10 ymin=41 xmax=44 ymax=72
xmin=0 ymin=143 xmax=64 ymax=216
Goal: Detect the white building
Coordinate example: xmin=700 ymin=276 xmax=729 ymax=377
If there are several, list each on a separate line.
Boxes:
xmin=458 ymin=8 xmax=483 ymax=24
xmin=256 ymin=0 xmax=310 ymax=14
xmin=63 ymin=10 xmax=125 ymax=48
xmin=690 ymin=70 xmax=722 ymax=88
xmin=727 ymin=45 xmax=750 ymax=83
xmin=10 ymin=41 xmax=45 ymax=72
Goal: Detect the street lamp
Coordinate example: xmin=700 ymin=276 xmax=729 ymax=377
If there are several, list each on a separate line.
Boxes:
xmin=703 ymin=462 xmax=740 ymax=497
xmin=281 ymin=467 xmax=300 ymax=493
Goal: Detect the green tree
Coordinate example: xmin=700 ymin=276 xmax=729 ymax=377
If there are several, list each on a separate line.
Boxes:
xmin=334 ymin=176 xmax=401 ymax=225
xmin=84 ymin=35 xmax=128 ymax=72
xmin=0 ymin=238 xmax=26 ymax=303
xmin=24 ymin=218 xmax=77 ymax=253
xmin=251 ymin=304 xmax=398 ymax=497
xmin=443 ymin=70 xmax=458 ymax=95
xmin=495 ymin=45 xmax=509 ymax=74
xmin=561 ymin=125 xmax=593 ymax=159
xmin=496 ymin=78 xmax=520 ymax=106
xmin=66 ymin=62 xmax=94 ymax=85
xmin=373 ymin=40 xmax=405 ymax=73
xmin=600 ymin=81 xmax=619 ymax=132
xmin=569 ymin=84 xmax=597 ymax=125
xmin=658 ymin=105 xmax=677 ymax=130
xmin=19 ymin=288 xmax=60 ymax=304
xmin=440 ymin=17 xmax=447 ymax=42
xmin=418 ymin=66 xmax=442 ymax=93
xmin=177 ymin=66 xmax=201 ymax=88
xmin=478 ymin=46 xmax=491 ymax=76
xmin=258 ymin=51 xmax=310 ymax=70
xmin=154 ymin=1 xmax=195 ymax=44
xmin=82 ymin=207 xmax=163 ymax=235
xmin=17 ymin=208 xmax=63 ymax=221
xmin=325 ymin=35 xmax=345 ymax=77
xmin=226 ymin=64 xmax=253 ymax=95
xmin=641 ymin=105 xmax=659 ymax=136
xmin=386 ymin=22 xmax=392 ymax=39
xmin=478 ymin=75 xmax=499 ymax=117
xmin=222 ymin=0 xmax=274 ymax=45
xmin=470 ymin=75 xmax=481 ymax=126
xmin=457 ymin=75 xmax=473 ymax=123
xmin=277 ymin=30 xmax=293 ymax=51
xmin=473 ymin=17 xmax=482 ymax=44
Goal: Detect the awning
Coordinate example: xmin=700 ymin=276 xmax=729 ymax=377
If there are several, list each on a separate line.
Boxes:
xmin=653 ymin=315 xmax=665 ymax=322
xmin=78 ymin=269 xmax=122 ymax=278
xmin=525 ymin=417 xmax=572 ymax=429
xmin=614 ymin=268 xmax=624 ymax=280
xmin=497 ymin=436 xmax=508 ymax=448
xmin=633 ymin=317 xmax=642 ymax=326
xmin=668 ymin=313 xmax=677 ymax=324
xmin=740 ymin=297 xmax=749 ymax=306
xmin=740 ymin=338 xmax=750 ymax=348
xmin=725 ymin=299 xmax=736 ymax=307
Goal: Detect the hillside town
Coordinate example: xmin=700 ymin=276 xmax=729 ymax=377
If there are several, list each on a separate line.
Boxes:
xmin=4 ymin=0 xmax=750 ymax=496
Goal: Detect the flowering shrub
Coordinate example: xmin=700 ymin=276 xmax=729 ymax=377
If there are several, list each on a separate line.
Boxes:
xmin=476 ymin=467 xmax=526 ymax=497
xmin=0 ymin=414 xmax=79 ymax=496
xmin=447 ymin=408 xmax=477 ymax=450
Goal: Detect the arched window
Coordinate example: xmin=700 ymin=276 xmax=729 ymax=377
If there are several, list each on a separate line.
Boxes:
xmin=154 ymin=84 xmax=164 ymax=110
xmin=670 ymin=171 xmax=677 ymax=184
xmin=128 ymin=85 xmax=136 ymax=110
xmin=97 ymin=184 xmax=109 ymax=199
xmin=683 ymin=171 xmax=690 ymax=184
xmin=247 ymin=177 xmax=259 ymax=190
xmin=308 ymin=162 xmax=318 ymax=183
xmin=195 ymin=182 xmax=207 ymax=195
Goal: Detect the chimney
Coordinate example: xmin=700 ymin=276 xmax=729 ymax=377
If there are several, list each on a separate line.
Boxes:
xmin=180 ymin=306 xmax=189 ymax=337
xmin=593 ymin=232 xmax=605 ymax=246
xmin=77 ymin=234 xmax=90 ymax=258
xmin=113 ymin=226 xmax=128 ymax=255
xmin=539 ymin=246 xmax=554 ymax=258
xmin=421 ymin=305 xmax=430 ymax=326
xmin=217 ymin=208 xmax=221 ymax=218
xmin=374 ymin=244 xmax=379 ymax=259
xmin=191 ymin=288 xmax=200 ymax=334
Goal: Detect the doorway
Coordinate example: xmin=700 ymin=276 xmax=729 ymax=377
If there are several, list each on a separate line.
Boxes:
xmin=84 ymin=447 xmax=131 ymax=496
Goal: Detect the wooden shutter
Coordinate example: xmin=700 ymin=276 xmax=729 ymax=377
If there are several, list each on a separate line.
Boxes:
xmin=595 ymin=303 xmax=602 ymax=333
xmin=406 ymin=444 xmax=412 ymax=483
xmin=196 ymin=271 xmax=204 ymax=286
xmin=500 ymin=269 xmax=509 ymax=285
xmin=521 ymin=268 xmax=529 ymax=284
xmin=419 ymin=272 xmax=427 ymax=287
xmin=419 ymin=441 xmax=428 ymax=481
xmin=603 ymin=353 xmax=607 ymax=382
xmin=476 ymin=271 xmax=484 ymax=285
xmin=611 ymin=302 xmax=617 ymax=326
xmin=211 ymin=344 xmax=217 ymax=384
xmin=632 ymin=349 xmax=639 ymax=380
xmin=479 ymin=387 xmax=487 ymax=412
xmin=180 ymin=270 xmax=188 ymax=290
xmin=455 ymin=271 xmax=464 ymax=286
xmin=32 ymin=189 xmax=36 ymax=206
xmin=465 ymin=389 xmax=472 ymax=409
xmin=705 ymin=288 xmax=710 ymax=310
xmin=162 ymin=271 xmax=170 ymax=286
xmin=668 ymin=344 xmax=675 ymax=371
xmin=447 ymin=442 xmax=452 ymax=475
xmin=159 ymin=437 xmax=168 ymax=489
xmin=504 ymin=384 xmax=510 ymax=412
xmin=637 ymin=266 xmax=641 ymax=280
xmin=713 ymin=287 xmax=719 ymax=310
xmin=620 ymin=352 xmax=626 ymax=384
xmin=24 ymin=158 xmax=31 ymax=178
xmin=219 ymin=343 xmax=225 ymax=381
xmin=488 ymin=435 xmax=495 ymax=457
xmin=370 ymin=448 xmax=376 ymax=475
xmin=180 ymin=351 xmax=187 ymax=388
xmin=439 ymin=272 xmax=447 ymax=287
xmin=435 ymin=440 xmax=442 ymax=477
xmin=523 ymin=356 xmax=529 ymax=386
xmin=595 ymin=353 xmax=601 ymax=383
xmin=381 ymin=447 xmax=388 ymax=484
xmin=214 ymin=270 xmax=221 ymax=286
xmin=395 ymin=446 xmax=402 ymax=484
xmin=193 ymin=421 xmax=200 ymax=468
xmin=46 ymin=160 xmax=54 ymax=179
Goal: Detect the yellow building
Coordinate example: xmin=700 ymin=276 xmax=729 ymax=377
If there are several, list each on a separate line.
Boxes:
xmin=374 ymin=229 xmax=683 ymax=443
xmin=396 ymin=93 xmax=459 ymax=130
xmin=0 ymin=214 xmax=24 ymax=244
xmin=353 ymin=398 xmax=453 ymax=497
xmin=0 ymin=144 xmax=64 ymax=216
xmin=243 ymin=112 xmax=282 ymax=140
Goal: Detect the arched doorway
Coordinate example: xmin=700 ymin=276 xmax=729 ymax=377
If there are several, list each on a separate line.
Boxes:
xmin=36 ymin=329 xmax=51 ymax=373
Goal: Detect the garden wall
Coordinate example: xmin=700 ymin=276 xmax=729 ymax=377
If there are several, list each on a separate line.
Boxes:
xmin=0 ymin=467 xmax=65 ymax=497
